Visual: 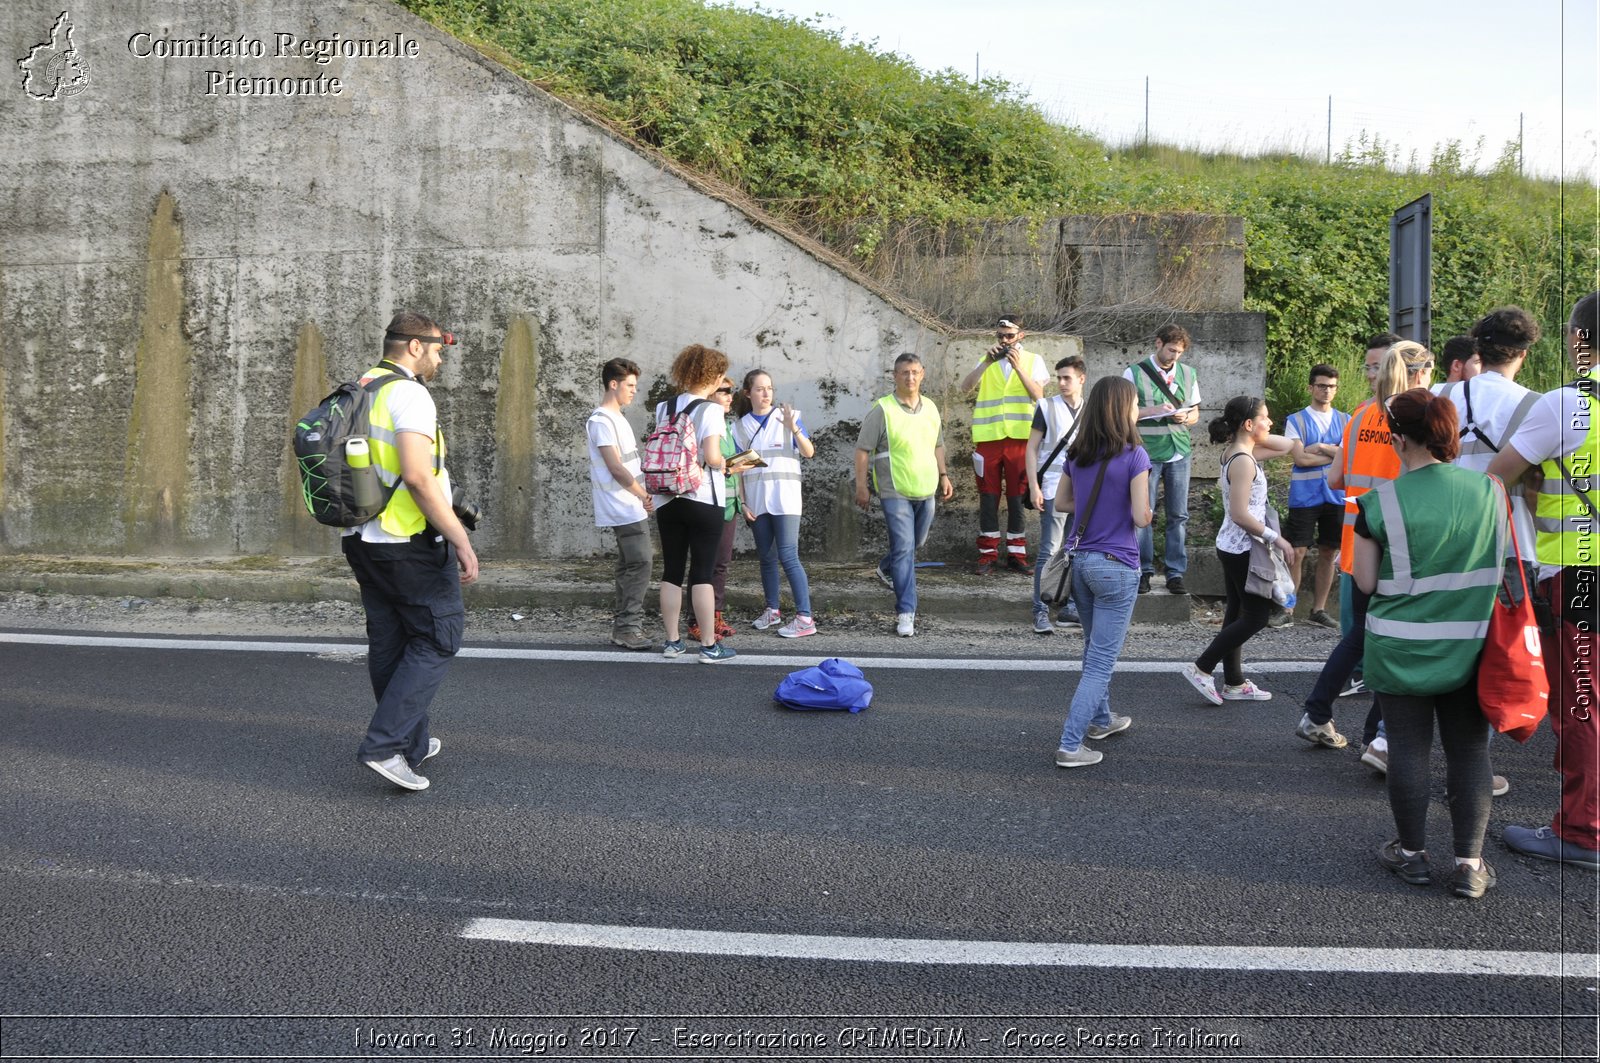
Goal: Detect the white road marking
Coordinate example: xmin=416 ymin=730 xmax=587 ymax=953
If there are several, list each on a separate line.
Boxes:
xmin=462 ymin=918 xmax=1600 ymax=979
xmin=0 ymin=632 xmax=1327 ymax=672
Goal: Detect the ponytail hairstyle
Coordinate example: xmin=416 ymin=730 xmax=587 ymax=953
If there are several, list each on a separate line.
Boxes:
xmin=1068 ymin=376 xmax=1141 ymax=465
xmin=1472 ymin=306 xmax=1541 ymax=367
xmin=1208 ymin=395 xmax=1263 ymax=444
xmin=1376 ymin=340 xmax=1432 ymax=402
xmin=735 ymin=368 xmax=770 ymax=419
xmin=1385 ymin=387 xmax=1460 ymax=462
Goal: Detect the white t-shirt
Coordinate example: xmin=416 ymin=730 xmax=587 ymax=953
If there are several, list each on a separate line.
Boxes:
xmin=1440 ymin=370 xmax=1540 ymax=557
xmin=586 ymin=406 xmax=647 ymax=528
xmin=345 ymin=373 xmax=452 ymax=544
xmin=651 ymin=394 xmax=726 ymax=509
xmin=1509 ymin=384 xmax=1596 ymax=580
xmin=1034 ymin=396 xmax=1081 ymax=499
xmin=1283 ymin=407 xmax=1334 ymax=442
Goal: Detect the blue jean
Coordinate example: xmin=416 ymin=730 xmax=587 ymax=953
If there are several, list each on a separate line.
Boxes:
xmin=753 ymin=512 xmax=811 ymax=615
xmin=1138 ymin=455 xmax=1190 ymax=578
xmin=1058 ymin=551 xmax=1141 ymax=750
xmin=878 ymin=495 xmax=936 ymax=615
xmin=1031 ymin=494 xmax=1072 ymax=611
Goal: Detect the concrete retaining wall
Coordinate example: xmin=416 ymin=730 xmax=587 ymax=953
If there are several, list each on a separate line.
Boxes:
xmin=0 ymin=1 xmax=1262 ymax=563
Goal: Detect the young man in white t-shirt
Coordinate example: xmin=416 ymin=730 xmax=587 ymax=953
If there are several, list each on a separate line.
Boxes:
xmin=586 ymin=358 xmax=654 ymax=650
xmin=1025 ymin=355 xmax=1086 ymax=632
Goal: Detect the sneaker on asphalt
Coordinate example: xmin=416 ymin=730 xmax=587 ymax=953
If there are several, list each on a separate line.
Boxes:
xmin=686 ymin=620 xmax=702 ymax=642
xmin=1360 ymin=740 xmax=1389 ymax=774
xmin=1086 ymin=714 xmax=1132 ymax=740
xmin=1450 ymin=860 xmax=1497 ymax=899
xmin=662 ymin=639 xmax=686 ymax=659
xmin=876 ymin=564 xmax=894 ymax=589
xmin=1492 ymin=774 xmax=1510 ymax=797
xmin=1138 ymin=573 xmax=1152 ymax=594
xmin=1222 ymin=680 xmax=1272 ymax=701
xmin=1266 ymin=607 xmax=1293 ymax=628
xmin=895 ymin=612 xmax=915 ymax=637
xmin=1032 ymin=607 xmax=1054 ymax=634
xmin=1308 ymin=609 xmax=1340 ymax=629
xmin=1338 ymin=675 xmax=1367 ymax=697
xmin=777 ymin=615 xmax=817 ymax=638
xmin=1377 ymin=839 xmax=1431 ymax=885
xmin=1165 ymin=576 xmax=1187 ymax=595
xmin=364 ymin=754 xmax=429 ymax=792
xmin=611 ymin=629 xmax=653 ymax=650
xmin=699 ymin=641 xmax=737 ymax=663
xmin=1503 ymin=825 xmax=1600 ymax=871
xmin=752 ymin=607 xmax=782 ymax=631
xmin=1181 ymin=663 xmax=1223 ymax=705
xmin=1057 ymin=605 xmax=1082 ymax=626
xmin=419 ymin=737 xmax=442 ymax=764
xmin=1296 ymin=713 xmax=1348 ymax=749
xmin=1054 ymin=745 xmax=1104 ymax=768
xmin=1006 ymin=555 xmax=1033 ymax=575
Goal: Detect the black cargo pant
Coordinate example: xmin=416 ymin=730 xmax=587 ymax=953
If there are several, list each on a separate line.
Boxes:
xmin=344 ymin=534 xmax=464 ymax=768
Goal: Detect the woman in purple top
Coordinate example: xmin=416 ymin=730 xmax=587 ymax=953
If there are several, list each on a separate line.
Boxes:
xmin=1055 ymin=376 xmax=1154 ymax=768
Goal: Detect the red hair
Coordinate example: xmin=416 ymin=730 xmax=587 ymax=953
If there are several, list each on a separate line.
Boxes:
xmin=1385 ymin=388 xmax=1459 ymax=462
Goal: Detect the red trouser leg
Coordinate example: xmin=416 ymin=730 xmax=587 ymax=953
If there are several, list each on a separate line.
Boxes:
xmin=1544 ymin=573 xmax=1600 ymax=849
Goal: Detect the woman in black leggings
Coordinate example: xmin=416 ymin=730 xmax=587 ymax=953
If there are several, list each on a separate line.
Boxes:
xmin=1181 ymin=396 xmax=1295 ymax=704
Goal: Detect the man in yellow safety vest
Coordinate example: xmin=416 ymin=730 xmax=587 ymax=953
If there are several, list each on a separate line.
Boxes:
xmin=959 ymin=316 xmax=1048 ymax=575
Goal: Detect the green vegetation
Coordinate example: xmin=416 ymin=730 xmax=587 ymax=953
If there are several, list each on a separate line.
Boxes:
xmin=399 ymin=0 xmax=1597 ymax=414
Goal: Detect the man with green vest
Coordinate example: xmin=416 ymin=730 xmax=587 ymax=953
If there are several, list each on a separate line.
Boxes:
xmin=1124 ymin=324 xmax=1202 ymax=595
xmin=344 ymin=312 xmax=480 ymax=792
xmin=856 ymin=353 xmax=954 ymax=637
xmin=1489 ymin=290 xmax=1600 ymax=871
xmin=960 ymin=316 xmax=1049 ymax=575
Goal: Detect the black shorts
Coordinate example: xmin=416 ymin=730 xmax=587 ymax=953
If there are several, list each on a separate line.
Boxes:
xmin=1284 ymin=502 xmax=1343 ymax=548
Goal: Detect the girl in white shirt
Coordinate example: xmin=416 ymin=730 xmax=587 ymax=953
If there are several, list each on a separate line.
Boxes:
xmin=734 ymin=370 xmax=817 ymax=637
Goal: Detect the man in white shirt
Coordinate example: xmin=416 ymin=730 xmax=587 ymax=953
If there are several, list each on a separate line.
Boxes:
xmin=344 ymin=312 xmax=480 ymax=793
xmin=1025 ymin=355 xmax=1086 ymax=632
xmin=587 ymin=358 xmax=654 ymax=650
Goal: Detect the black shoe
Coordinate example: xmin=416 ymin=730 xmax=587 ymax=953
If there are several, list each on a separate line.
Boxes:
xmin=1377 ymin=839 xmax=1430 ymax=885
xmin=1138 ymin=574 xmax=1152 ymax=594
xmin=1450 ymin=860 xmax=1497 ymax=899
xmin=1165 ymin=576 xmax=1187 ymax=595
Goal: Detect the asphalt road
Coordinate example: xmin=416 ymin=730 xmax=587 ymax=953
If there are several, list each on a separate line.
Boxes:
xmin=2 ymin=631 xmax=1597 ymax=1061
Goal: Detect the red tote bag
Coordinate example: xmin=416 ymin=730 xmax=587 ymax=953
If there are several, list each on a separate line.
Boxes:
xmin=1477 ymin=481 xmax=1550 ymax=743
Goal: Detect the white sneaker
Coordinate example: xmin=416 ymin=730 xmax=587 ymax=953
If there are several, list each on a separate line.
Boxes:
xmin=419 ymin=737 xmax=442 ymax=763
xmin=363 ymin=754 xmax=429 ymax=791
xmin=777 ymin=615 xmax=817 ymax=638
xmin=752 ymin=607 xmax=782 ymax=631
xmin=1181 ymin=663 xmax=1223 ymax=706
xmin=1361 ymin=736 xmax=1389 ymax=773
xmin=895 ymin=612 xmax=915 ymax=637
xmin=1222 ymin=680 xmax=1273 ymax=701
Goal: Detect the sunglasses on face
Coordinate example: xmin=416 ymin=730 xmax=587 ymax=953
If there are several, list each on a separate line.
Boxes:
xmin=715 ymin=387 xmax=734 ymax=395
xmin=387 ymin=330 xmax=457 ymax=347
xmin=997 ymin=332 xmax=1019 ymax=340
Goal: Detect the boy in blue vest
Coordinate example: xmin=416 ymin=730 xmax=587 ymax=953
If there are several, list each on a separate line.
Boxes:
xmin=1284 ymin=364 xmax=1350 ymax=628
xmin=1124 ymin=325 xmax=1200 ymax=594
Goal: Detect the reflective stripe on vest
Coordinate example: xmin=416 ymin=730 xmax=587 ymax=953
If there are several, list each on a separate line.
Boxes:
xmin=1533 ymin=386 xmax=1599 ymax=566
xmin=1361 ymin=468 xmax=1505 ymax=694
xmin=1130 ymin=357 xmax=1195 ymax=463
xmin=363 ymin=367 xmax=445 ymax=538
xmin=1286 ymin=407 xmax=1349 ymax=508
xmin=972 ymin=352 xmax=1043 ymax=443
xmin=875 ymin=395 xmax=940 ymax=498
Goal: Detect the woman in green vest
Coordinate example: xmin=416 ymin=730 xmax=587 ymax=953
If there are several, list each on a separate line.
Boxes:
xmin=1353 ymin=388 xmax=1509 ymax=899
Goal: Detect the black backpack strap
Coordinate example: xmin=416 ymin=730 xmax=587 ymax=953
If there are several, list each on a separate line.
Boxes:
xmin=1064 ymin=459 xmax=1111 ymax=548
xmin=1136 ymin=359 xmax=1183 ymax=408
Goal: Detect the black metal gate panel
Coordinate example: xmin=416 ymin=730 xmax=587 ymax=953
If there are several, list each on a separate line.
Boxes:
xmin=1390 ymin=194 xmax=1432 ymax=347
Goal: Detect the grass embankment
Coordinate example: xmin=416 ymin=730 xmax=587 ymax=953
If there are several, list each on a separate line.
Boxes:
xmin=400 ymin=0 xmax=1597 ymax=414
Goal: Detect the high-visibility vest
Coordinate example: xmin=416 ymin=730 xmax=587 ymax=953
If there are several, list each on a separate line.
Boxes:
xmin=735 ymin=409 xmax=805 ymax=517
xmin=1338 ymin=401 xmax=1400 ymax=574
xmin=1359 ymin=466 xmax=1506 ymax=695
xmin=874 ymin=394 xmax=941 ymax=498
xmin=1533 ymin=383 xmax=1599 ymax=571
xmin=972 ymin=350 xmax=1044 ymax=443
xmin=1129 ymin=357 xmax=1197 ymax=462
xmin=362 ymin=366 xmax=445 ymax=538
xmin=1286 ymin=406 xmax=1350 ymax=509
